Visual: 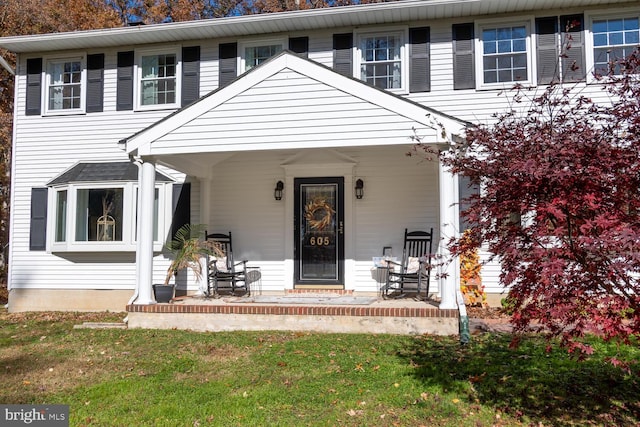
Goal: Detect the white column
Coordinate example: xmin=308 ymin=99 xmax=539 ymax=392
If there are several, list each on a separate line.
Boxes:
xmin=438 ymin=158 xmax=460 ymax=309
xmin=134 ymin=159 xmax=157 ymax=305
xmin=196 ymin=178 xmax=212 ymax=296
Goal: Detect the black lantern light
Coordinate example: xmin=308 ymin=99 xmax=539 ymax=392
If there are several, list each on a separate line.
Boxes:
xmin=355 ymin=179 xmax=364 ymax=199
xmin=274 ymin=180 xmax=284 ymax=201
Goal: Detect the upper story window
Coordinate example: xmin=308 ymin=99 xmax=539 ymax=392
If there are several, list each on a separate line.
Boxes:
xmin=478 ymin=22 xmax=531 ymax=87
xmin=357 ymin=30 xmax=406 ymax=91
xmin=240 ymin=39 xmax=285 ymax=72
xmin=592 ymin=16 xmax=639 ymax=75
xmin=136 ymin=48 xmax=181 ymax=110
xmin=45 ymin=56 xmax=85 ymax=114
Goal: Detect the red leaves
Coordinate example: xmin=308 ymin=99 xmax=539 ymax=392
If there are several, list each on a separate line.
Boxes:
xmin=438 ymin=48 xmax=640 ymax=358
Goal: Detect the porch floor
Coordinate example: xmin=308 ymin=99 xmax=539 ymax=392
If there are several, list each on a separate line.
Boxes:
xmin=126 ymin=292 xmax=460 ymax=336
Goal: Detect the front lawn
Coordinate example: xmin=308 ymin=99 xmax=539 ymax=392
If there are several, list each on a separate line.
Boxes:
xmin=0 ymin=310 xmax=638 ymax=426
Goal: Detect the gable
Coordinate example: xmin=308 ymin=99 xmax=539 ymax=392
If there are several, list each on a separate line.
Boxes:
xmin=121 ymin=51 xmax=468 ymax=157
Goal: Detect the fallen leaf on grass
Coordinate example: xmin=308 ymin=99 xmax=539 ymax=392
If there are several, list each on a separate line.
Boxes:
xmin=346 ymin=409 xmax=364 ymax=416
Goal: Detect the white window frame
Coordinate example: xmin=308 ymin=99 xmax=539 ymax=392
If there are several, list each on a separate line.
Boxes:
xmin=475 ymin=18 xmax=535 ymax=90
xmin=239 ymin=38 xmax=286 ymax=73
xmin=43 ymin=54 xmax=86 ymax=115
xmin=585 ymin=8 xmax=640 ymax=82
xmin=134 ymin=46 xmax=181 ymax=111
xmin=48 ymin=182 xmax=171 ymax=252
xmin=354 ymin=27 xmax=408 ymax=94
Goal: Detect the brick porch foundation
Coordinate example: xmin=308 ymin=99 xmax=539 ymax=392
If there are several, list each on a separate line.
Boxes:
xmin=126 ymin=302 xmax=459 ymax=335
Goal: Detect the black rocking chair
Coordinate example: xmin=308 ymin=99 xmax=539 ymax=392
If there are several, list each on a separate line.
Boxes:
xmin=205 ymin=231 xmax=248 ymax=298
xmin=383 ymin=228 xmax=434 ymax=300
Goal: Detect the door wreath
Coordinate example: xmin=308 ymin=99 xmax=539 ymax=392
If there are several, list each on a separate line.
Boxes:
xmin=304 ymin=198 xmax=335 ymax=231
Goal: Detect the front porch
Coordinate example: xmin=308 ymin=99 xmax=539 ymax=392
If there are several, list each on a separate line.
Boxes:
xmin=126 ymin=291 xmax=460 ymax=335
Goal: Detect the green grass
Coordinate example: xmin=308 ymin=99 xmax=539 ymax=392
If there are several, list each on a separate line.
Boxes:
xmin=0 ymin=311 xmax=638 ymax=426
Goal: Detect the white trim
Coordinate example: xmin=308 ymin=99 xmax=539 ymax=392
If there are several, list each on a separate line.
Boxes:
xmin=585 ymin=7 xmax=640 ymax=83
xmin=239 ymin=37 xmax=287 ymax=73
xmin=43 ymin=54 xmax=86 ymax=116
xmin=281 ymin=150 xmax=357 ymax=290
xmin=354 ymin=26 xmax=409 ymax=95
xmin=47 ymin=181 xmax=169 ymax=253
xmin=1 ymin=0 xmax=633 ymax=54
xmin=134 ymin=46 xmax=182 ymax=111
xmin=124 ymin=52 xmax=467 ymax=155
xmin=475 ymin=17 xmax=536 ymax=90
xmin=0 ymin=55 xmax=14 ymax=75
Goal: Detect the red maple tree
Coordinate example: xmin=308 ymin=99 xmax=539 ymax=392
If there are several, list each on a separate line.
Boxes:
xmin=441 ymin=50 xmax=640 ymax=358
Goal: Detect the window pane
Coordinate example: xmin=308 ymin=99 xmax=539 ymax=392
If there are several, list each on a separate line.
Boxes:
xmin=140 ymin=54 xmax=177 ymax=106
xmin=244 ymin=44 xmax=282 ymax=70
xmin=482 ymin=25 xmax=529 ymax=84
xmin=592 ymin=17 xmax=639 ymax=76
xmin=135 ymin=188 xmax=160 ymax=241
xmin=359 ymin=33 xmax=402 ymax=89
xmin=75 ymin=188 xmax=123 ymax=242
xmin=47 ymin=60 xmax=81 ymax=110
xmin=55 ymin=190 xmax=67 ymax=242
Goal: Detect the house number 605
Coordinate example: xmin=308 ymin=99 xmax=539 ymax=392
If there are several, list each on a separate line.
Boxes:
xmin=310 ymin=236 xmax=331 ymax=246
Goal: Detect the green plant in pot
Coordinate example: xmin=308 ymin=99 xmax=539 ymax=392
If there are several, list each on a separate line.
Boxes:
xmin=153 ymin=224 xmax=221 ymax=303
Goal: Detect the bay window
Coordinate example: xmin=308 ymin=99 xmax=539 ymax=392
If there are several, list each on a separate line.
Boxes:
xmin=47 ymin=162 xmax=173 ymax=252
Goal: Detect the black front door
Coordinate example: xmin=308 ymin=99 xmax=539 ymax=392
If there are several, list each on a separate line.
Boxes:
xmin=294 ymin=177 xmax=344 ymax=286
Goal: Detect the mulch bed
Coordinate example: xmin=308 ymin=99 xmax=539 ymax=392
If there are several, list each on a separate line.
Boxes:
xmin=466 ymin=305 xmax=510 ymax=319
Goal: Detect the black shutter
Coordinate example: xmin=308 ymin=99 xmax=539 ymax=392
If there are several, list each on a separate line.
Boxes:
xmin=86 ymin=53 xmax=104 ymax=113
xmin=536 ymin=17 xmax=559 ymax=85
xmin=29 ymin=188 xmax=48 ymax=251
xmin=560 ymin=14 xmax=586 ymax=82
xmin=171 ymin=183 xmax=191 ymax=238
xmin=409 ymin=27 xmax=430 ymax=93
xmin=116 ymin=51 xmax=134 ymax=111
xmin=452 ymin=23 xmax=475 ymax=90
xmin=182 ymin=46 xmax=200 ymax=106
xmin=333 ymin=33 xmax=353 ymax=77
xmin=26 ymin=58 xmax=42 ymax=116
xmin=218 ymin=42 xmax=237 ymax=88
xmin=289 ymin=37 xmax=309 ymax=58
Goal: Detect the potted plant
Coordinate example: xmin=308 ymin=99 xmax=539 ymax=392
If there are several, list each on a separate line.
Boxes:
xmin=153 ymin=224 xmax=221 ymax=303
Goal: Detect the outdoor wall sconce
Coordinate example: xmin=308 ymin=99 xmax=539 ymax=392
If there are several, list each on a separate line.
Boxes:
xmin=355 ymin=179 xmax=364 ymax=199
xmin=274 ymin=180 xmax=284 ymax=201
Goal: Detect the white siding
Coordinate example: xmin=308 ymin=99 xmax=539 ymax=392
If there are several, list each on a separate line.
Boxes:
xmin=202 ymin=146 xmax=439 ymax=294
xmin=8 ymin=3 xmax=626 ymax=300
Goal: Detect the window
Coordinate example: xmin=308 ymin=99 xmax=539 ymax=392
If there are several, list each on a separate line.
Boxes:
xmin=75 ymin=188 xmax=123 ymax=242
xmin=245 ymin=45 xmax=282 ymax=70
xmin=136 ymin=48 xmax=181 ymax=110
xmin=479 ymin=24 xmax=530 ymax=86
xmin=55 ymin=190 xmax=67 ymax=242
xmin=45 ymin=57 xmax=85 ymax=113
xmin=592 ymin=16 xmax=639 ymax=75
xmin=357 ymin=31 xmax=405 ymax=90
xmin=240 ymin=40 xmax=285 ymax=72
xmin=50 ymin=183 xmax=169 ymax=252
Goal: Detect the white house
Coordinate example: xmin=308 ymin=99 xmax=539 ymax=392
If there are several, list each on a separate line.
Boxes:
xmin=1 ymin=0 xmax=638 ymax=312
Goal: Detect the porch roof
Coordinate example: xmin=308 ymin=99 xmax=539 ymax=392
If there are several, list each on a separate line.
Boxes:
xmin=120 ymin=51 xmax=470 ymax=170
xmin=47 ymin=161 xmax=172 ymax=185
xmin=0 ymin=0 xmax=632 ymax=53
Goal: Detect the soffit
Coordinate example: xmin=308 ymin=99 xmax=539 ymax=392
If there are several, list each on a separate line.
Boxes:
xmin=0 ymin=0 xmax=634 ymax=53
